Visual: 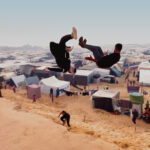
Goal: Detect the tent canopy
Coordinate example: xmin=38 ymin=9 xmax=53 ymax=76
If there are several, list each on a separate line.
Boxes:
xmin=40 ymin=76 xmax=70 ymax=96
xmin=41 ymin=76 xmax=69 ymax=88
xmin=92 ymin=90 xmax=120 ymax=99
xmin=139 ymin=70 xmax=150 ymax=86
xmin=11 ymin=75 xmax=26 ymax=87
xmin=92 ymin=90 xmax=120 ymax=112
xmin=26 ymin=76 xmax=40 ymax=85
xmin=130 ymin=92 xmax=144 ymax=104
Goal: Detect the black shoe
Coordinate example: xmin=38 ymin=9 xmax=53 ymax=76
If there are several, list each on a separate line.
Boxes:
xmin=83 ymin=39 xmax=87 ymax=45
xmin=79 ymin=37 xmax=85 ymax=48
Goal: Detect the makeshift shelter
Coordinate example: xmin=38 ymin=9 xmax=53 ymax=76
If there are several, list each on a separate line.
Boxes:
xmin=40 ymin=76 xmax=70 ymax=96
xmin=64 ymin=70 xmax=94 ymax=86
xmin=11 ymin=75 xmax=26 ymax=87
xmin=127 ymin=86 xmax=140 ymax=93
xmin=27 ymin=84 xmax=41 ymax=99
xmin=92 ymin=90 xmax=120 ymax=112
xmin=110 ymin=66 xmax=122 ymax=77
xmin=26 ymin=76 xmax=40 ymax=85
xmin=130 ymin=92 xmax=144 ymax=117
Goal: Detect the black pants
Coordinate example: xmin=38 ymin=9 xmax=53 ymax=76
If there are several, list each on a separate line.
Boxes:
xmin=132 ymin=117 xmax=136 ymax=124
xmin=49 ymin=34 xmax=72 ymax=72
xmin=50 ymin=34 xmax=72 ymax=57
xmin=61 ymin=115 xmax=70 ymax=127
xmin=85 ymin=44 xmax=104 ymax=60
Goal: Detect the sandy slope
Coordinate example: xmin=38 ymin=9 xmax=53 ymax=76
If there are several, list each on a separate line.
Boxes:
xmin=0 ymin=99 xmax=119 ymax=150
xmin=0 ymin=76 xmax=150 ymax=150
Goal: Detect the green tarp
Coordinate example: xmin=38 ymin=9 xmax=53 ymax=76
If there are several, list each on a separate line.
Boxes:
xmin=130 ymin=92 xmax=144 ymax=104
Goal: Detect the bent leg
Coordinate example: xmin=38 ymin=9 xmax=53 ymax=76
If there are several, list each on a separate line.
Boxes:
xmin=59 ymin=34 xmax=72 ymax=46
xmin=48 ymin=67 xmax=63 ymax=72
xmin=85 ymin=44 xmax=104 ymax=60
xmin=66 ymin=116 xmax=71 ymax=127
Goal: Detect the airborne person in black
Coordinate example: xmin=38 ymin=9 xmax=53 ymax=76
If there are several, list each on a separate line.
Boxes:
xmin=79 ymin=37 xmax=122 ymax=69
xmin=49 ymin=27 xmax=77 ymax=74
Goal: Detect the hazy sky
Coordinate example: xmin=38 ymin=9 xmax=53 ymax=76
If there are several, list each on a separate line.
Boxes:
xmin=0 ymin=0 xmax=150 ymax=47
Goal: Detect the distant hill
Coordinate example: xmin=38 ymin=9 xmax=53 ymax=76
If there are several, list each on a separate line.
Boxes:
xmin=0 ymin=45 xmax=46 ymax=51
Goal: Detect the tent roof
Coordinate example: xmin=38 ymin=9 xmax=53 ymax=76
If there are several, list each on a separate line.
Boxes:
xmin=11 ymin=75 xmax=26 ymax=87
xmin=40 ymin=76 xmax=69 ymax=88
xmin=92 ymin=90 xmax=120 ymax=99
xmin=139 ymin=70 xmax=150 ymax=85
xmin=26 ymin=76 xmax=39 ymax=85
xmin=75 ymin=70 xmax=93 ymax=76
xmin=138 ymin=61 xmax=150 ymax=70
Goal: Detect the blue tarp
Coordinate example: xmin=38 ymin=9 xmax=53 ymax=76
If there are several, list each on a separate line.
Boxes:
xmin=110 ymin=67 xmax=121 ymax=77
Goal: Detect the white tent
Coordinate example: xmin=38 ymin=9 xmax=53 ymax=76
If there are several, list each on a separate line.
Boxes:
xmin=11 ymin=75 xmax=26 ymax=87
xmin=139 ymin=70 xmax=150 ymax=86
xmin=138 ymin=61 xmax=150 ymax=71
xmin=40 ymin=76 xmax=70 ymax=96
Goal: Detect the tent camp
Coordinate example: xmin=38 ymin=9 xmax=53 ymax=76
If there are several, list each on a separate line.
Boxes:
xmin=92 ymin=90 xmax=120 ymax=112
xmin=27 ymin=84 xmax=41 ymax=99
xmin=40 ymin=76 xmax=70 ymax=96
xmin=26 ymin=76 xmax=40 ymax=85
xmin=11 ymin=75 xmax=26 ymax=87
xmin=64 ymin=70 xmax=94 ymax=86
xmin=130 ymin=92 xmax=144 ymax=117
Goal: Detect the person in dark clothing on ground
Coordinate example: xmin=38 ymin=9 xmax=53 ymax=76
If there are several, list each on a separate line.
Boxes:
xmin=49 ymin=27 xmax=77 ymax=74
xmin=49 ymin=88 xmax=54 ymax=103
xmin=132 ymin=109 xmax=138 ymax=131
xmin=79 ymin=37 xmax=122 ymax=69
xmin=58 ymin=111 xmax=71 ymax=127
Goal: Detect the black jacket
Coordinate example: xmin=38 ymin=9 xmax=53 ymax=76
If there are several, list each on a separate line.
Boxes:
xmin=50 ymin=42 xmax=70 ymax=72
xmin=97 ymin=53 xmax=120 ymax=68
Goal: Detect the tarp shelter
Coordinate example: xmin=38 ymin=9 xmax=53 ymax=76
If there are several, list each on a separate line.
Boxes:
xmin=26 ymin=76 xmax=40 ymax=85
xmin=127 ymin=86 xmax=140 ymax=93
xmin=64 ymin=70 xmax=94 ymax=86
xmin=130 ymin=92 xmax=144 ymax=104
xmin=11 ymin=75 xmax=26 ymax=87
xmin=139 ymin=70 xmax=150 ymax=86
xmin=40 ymin=76 xmax=70 ymax=96
xmin=110 ymin=66 xmax=122 ymax=77
xmin=27 ymin=84 xmax=41 ymax=99
xmin=93 ymin=68 xmax=110 ymax=78
xmin=92 ymin=90 xmax=120 ymax=112
xmin=130 ymin=92 xmax=144 ymax=117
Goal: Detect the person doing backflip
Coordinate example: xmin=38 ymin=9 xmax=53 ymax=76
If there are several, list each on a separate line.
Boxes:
xmin=49 ymin=27 xmax=77 ymax=74
xmin=58 ymin=111 xmax=71 ymax=127
xmin=79 ymin=37 xmax=122 ymax=69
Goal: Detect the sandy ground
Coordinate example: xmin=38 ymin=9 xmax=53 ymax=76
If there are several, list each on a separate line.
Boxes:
xmin=0 ymin=74 xmax=150 ymax=150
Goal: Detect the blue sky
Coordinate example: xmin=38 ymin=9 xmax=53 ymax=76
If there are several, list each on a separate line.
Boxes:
xmin=0 ymin=0 xmax=150 ymax=47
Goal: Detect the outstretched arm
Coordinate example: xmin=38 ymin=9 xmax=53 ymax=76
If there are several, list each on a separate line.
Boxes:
xmin=58 ymin=111 xmax=63 ymax=117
